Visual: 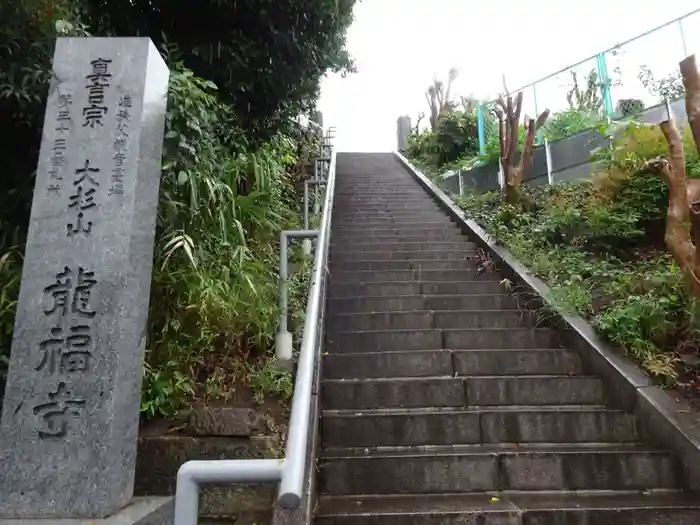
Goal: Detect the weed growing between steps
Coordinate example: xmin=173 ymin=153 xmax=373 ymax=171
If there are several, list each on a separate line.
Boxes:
xmin=454 ymin=122 xmax=700 ymax=398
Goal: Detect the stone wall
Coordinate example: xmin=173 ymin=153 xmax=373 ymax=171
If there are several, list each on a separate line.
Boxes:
xmin=135 ymin=406 xmax=285 ymax=524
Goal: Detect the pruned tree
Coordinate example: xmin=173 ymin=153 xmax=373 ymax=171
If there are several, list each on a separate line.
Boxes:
xmin=460 ymin=96 xmax=478 ymax=114
xmin=414 ymin=112 xmax=425 ymax=134
xmin=493 ymin=91 xmax=550 ymax=205
xmin=646 ymin=54 xmax=700 ymax=296
xmin=425 ymin=68 xmax=458 ymax=131
xmin=567 ymin=69 xmax=602 ymax=113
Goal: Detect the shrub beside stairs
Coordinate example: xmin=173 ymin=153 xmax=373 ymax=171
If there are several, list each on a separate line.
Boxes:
xmin=313 ymin=152 xmax=700 ymax=525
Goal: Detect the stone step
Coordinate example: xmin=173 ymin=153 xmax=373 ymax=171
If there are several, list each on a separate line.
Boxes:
xmin=322 ymin=375 xmax=604 ymax=409
xmin=331 ymin=270 xmax=495 ymax=284
xmin=334 ymin=232 xmax=466 ymax=243
xmin=315 ymin=493 xmax=700 ymax=525
xmin=333 ymin=206 xmax=442 ymax=213
xmin=328 ymin=294 xmax=518 ymax=314
xmin=334 ymin=209 xmax=447 ymax=215
xmin=333 ymin=197 xmax=435 ymax=202
xmin=332 ymin=227 xmax=461 ymax=237
xmin=333 ymin=212 xmax=450 ymax=221
xmin=323 ymin=350 xmax=454 ymax=379
xmin=319 ymin=444 xmax=678 ymax=494
xmin=326 ymin=328 xmax=560 ymax=353
xmin=333 ymin=191 xmax=428 ymax=196
xmin=426 ymin=294 xmax=518 ymax=310
xmin=333 ymin=225 xmax=455 ymax=232
xmin=333 ymin=216 xmax=446 ymax=223
xmin=327 ymin=310 xmax=535 ymax=331
xmin=444 ymin=328 xmax=561 ymax=349
xmin=331 ymin=242 xmax=472 ymax=253
xmin=466 ymin=376 xmax=605 ymax=406
xmin=329 ymin=282 xmax=422 ymax=298
xmin=454 ymin=349 xmax=583 ymax=375
xmin=334 ymin=190 xmax=427 ymax=193
xmin=328 ymin=311 xmax=434 ymax=331
xmin=332 ymin=227 xmax=456 ymax=237
xmin=436 ymin=310 xmax=534 ymax=329
xmin=321 ymin=406 xmax=638 ymax=447
xmin=329 ymin=280 xmax=505 ymax=298
xmin=331 ymin=250 xmax=479 ymax=262
xmin=322 ymin=376 xmax=465 ymax=409
xmin=330 ymin=260 xmax=478 ymax=273
xmin=323 ymin=349 xmax=582 ymax=379
xmin=333 ymin=220 xmax=452 ymax=228
xmin=333 ymin=200 xmax=435 ymax=206
xmin=326 ymin=328 xmax=442 ymax=352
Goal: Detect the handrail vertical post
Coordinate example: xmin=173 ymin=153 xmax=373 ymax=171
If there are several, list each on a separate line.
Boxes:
xmin=276 ymin=231 xmax=292 ymax=361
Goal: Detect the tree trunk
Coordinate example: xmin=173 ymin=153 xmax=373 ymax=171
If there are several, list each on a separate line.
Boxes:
xmin=495 ymin=92 xmax=549 ymax=207
xmin=648 ymin=54 xmax=700 ymax=297
xmin=680 ymin=55 xmax=700 ymax=155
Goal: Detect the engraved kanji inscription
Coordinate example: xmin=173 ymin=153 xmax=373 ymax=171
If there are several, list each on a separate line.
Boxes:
xmin=43 ymin=266 xmax=97 ymax=320
xmin=67 ymin=160 xmax=100 ymax=236
xmin=36 ymin=325 xmax=93 ymax=374
xmin=48 ymin=91 xmax=74 ymax=194
xmin=83 ymin=57 xmax=112 ymax=128
xmin=32 ymin=382 xmax=86 ymax=438
xmin=110 ymin=94 xmax=132 ymax=196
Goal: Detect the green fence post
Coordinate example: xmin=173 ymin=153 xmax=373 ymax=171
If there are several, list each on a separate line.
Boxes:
xmin=533 ymin=83 xmax=542 ymax=144
xmin=596 ymin=52 xmax=614 ymax=117
xmin=679 ymin=18 xmax=688 ymax=57
xmin=477 ymin=103 xmax=486 ymax=155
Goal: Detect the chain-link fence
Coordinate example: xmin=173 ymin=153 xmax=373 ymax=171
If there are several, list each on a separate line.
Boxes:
xmin=476 ymin=8 xmax=700 ymax=152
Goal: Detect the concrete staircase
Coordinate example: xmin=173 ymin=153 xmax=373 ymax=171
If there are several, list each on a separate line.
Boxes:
xmin=315 ymin=153 xmax=700 ymax=524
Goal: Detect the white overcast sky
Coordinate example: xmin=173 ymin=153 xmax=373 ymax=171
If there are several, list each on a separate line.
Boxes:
xmin=318 ymin=0 xmax=700 ymax=152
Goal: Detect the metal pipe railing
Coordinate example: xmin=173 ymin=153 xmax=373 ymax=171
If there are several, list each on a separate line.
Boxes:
xmin=173 ymin=130 xmax=338 ymax=525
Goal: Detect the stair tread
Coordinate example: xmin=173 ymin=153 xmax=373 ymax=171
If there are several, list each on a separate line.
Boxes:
xmin=330 ymin=327 xmax=555 ymax=334
xmin=321 ymin=443 xmax=668 ymax=459
xmin=330 ymin=309 xmax=526 ymax=316
xmin=317 ymin=492 xmax=700 ymax=517
xmin=324 ymin=374 xmax=595 ymax=382
xmin=322 ymin=405 xmax=619 ymax=417
xmin=326 ymin=348 xmax=567 ymax=353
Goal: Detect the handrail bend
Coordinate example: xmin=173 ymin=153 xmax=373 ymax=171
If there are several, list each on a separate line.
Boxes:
xmin=173 ymin=136 xmax=338 ymax=525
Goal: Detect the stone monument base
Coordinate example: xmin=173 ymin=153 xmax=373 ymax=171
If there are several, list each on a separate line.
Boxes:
xmin=0 ymin=498 xmax=173 ymax=525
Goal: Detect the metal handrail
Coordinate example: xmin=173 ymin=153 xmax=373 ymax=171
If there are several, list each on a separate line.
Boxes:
xmin=173 ymin=136 xmax=338 ymax=525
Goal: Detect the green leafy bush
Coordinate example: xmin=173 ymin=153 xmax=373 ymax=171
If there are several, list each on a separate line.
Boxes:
xmin=457 ymin=123 xmax=700 ymax=389
xmin=542 ymin=109 xmax=604 ymax=141
xmin=141 ymin=66 xmax=312 ymax=417
xmin=408 ymin=105 xmax=493 ymax=172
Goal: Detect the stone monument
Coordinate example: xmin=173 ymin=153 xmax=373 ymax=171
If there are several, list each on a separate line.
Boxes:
xmin=397 ymin=115 xmax=411 ymax=152
xmin=0 ymin=37 xmax=172 ymax=523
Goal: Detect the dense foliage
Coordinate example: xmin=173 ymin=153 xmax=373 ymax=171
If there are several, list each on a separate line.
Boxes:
xmin=141 ymin=67 xmax=315 ymax=417
xmin=0 ymin=0 xmax=355 ymax=416
xmin=542 ymin=109 xmax=604 ymax=143
xmin=456 ymin=123 xmax=700 ymax=393
xmin=408 ymin=103 xmax=605 ymax=177
xmin=407 ymin=105 xmax=492 ymax=173
xmin=86 ymin=0 xmax=355 ymax=141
